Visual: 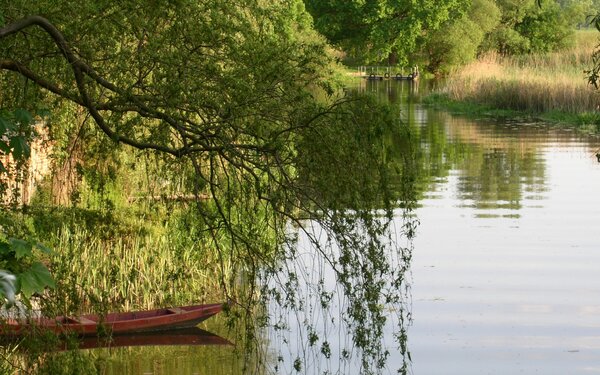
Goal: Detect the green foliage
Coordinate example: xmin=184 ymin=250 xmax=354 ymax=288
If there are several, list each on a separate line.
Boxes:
xmin=484 ymin=26 xmax=532 ymax=55
xmin=29 ymin=206 xmax=150 ymax=244
xmin=420 ymin=0 xmax=578 ymax=73
xmin=305 ymin=0 xmax=469 ymax=64
xmin=497 ymin=0 xmax=533 ymax=27
xmin=260 ymin=93 xmax=417 ymax=374
xmin=49 ymin=226 xmax=219 ymax=313
xmin=0 ymin=109 xmax=35 ymax=174
xmin=425 ymin=92 xmax=600 ymax=131
xmin=556 ymin=0 xmax=597 ymax=27
xmin=18 ymin=260 xmax=54 ymax=298
xmin=295 ymin=94 xmax=409 ymax=211
xmin=34 ymin=349 xmax=98 ymax=375
xmin=0 ymin=0 xmax=341 ymax=158
xmin=516 ymin=1 xmax=573 ymax=52
xmin=0 ymin=108 xmax=55 ymax=305
xmin=425 ymin=0 xmax=501 ymax=74
xmin=483 ymin=0 xmax=574 ymax=55
xmin=586 ymin=10 xmax=600 ymax=89
xmin=438 ymin=29 xmax=599 ymax=114
xmin=0 ymin=213 xmax=55 ymax=303
xmin=0 ymin=1 xmax=419 ymax=372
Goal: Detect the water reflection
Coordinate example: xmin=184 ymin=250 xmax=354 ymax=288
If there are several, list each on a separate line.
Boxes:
xmin=266 ymin=221 xmax=412 ymax=374
xmin=26 ymin=79 xmax=600 ymax=374
xmin=370 ymin=81 xmax=600 ymax=374
xmin=358 ymin=78 xmax=600 ymax=374
xmin=424 ymin=117 xmax=549 ymax=216
xmin=358 ymin=79 xmax=599 ymax=217
xmin=6 ymin=79 xmax=418 ymax=375
xmin=255 ymin=86 xmax=418 ymax=374
xmin=2 ymin=316 xmax=244 ymax=374
xmin=72 ymin=328 xmax=232 ymax=350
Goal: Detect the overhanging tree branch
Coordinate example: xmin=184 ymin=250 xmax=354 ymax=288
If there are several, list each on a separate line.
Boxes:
xmin=0 ymin=16 xmax=220 ymax=157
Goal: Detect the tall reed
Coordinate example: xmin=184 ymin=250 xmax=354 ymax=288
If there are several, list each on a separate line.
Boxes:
xmin=440 ymin=30 xmax=600 ymax=114
xmin=48 ymin=225 xmax=229 ymax=315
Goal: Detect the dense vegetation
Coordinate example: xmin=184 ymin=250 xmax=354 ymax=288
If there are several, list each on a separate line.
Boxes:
xmin=1 ymin=0 xmax=599 ymax=373
xmin=304 ymin=0 xmax=467 ymax=65
xmin=0 ymin=0 xmax=345 ymax=300
xmin=425 ymin=0 xmax=600 ymax=74
xmin=302 ymin=0 xmax=600 ymax=122
xmin=303 ymin=0 xmax=598 ymax=75
xmin=429 ymin=30 xmax=600 ymax=128
xmin=422 ymin=0 xmax=600 ymax=125
xmin=0 ymin=0 xmax=418 ymax=373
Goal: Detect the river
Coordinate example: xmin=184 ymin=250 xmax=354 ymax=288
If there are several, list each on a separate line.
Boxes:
xmin=50 ymin=79 xmax=600 ymax=374
xmin=404 ymin=86 xmax=600 ymax=374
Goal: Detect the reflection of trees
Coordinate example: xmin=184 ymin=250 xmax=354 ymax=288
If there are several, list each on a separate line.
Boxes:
xmin=32 ymin=332 xmax=247 ymax=375
xmin=359 ymin=79 xmax=548 ymax=213
xmin=432 ymin=117 xmax=547 ymax=211
xmin=456 ymin=147 xmax=541 ymax=209
xmin=354 ymin=79 xmax=421 ymax=107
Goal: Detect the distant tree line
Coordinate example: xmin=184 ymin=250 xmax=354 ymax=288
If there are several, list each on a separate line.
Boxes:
xmin=303 ymin=0 xmax=599 ymax=74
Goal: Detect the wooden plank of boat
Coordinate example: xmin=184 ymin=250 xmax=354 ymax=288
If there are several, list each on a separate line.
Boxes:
xmin=0 ymin=303 xmax=225 ymax=336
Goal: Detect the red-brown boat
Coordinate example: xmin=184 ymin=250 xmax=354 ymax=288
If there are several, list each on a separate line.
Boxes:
xmin=0 ymin=303 xmax=225 ymax=336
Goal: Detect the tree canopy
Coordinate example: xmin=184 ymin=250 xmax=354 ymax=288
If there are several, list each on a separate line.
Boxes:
xmin=1 ymin=1 xmax=418 ymax=371
xmin=424 ymin=0 xmax=501 ymax=74
xmin=1 ymin=0 xmax=337 ymax=156
xmin=0 ymin=0 xmax=339 ymax=301
xmin=304 ymin=0 xmax=468 ymax=64
xmin=481 ymin=0 xmax=574 ymax=55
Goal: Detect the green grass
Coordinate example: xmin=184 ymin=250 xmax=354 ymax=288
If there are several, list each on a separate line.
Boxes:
xmin=49 ymin=225 xmax=225 ymax=314
xmin=424 ymin=92 xmax=600 ymax=131
xmin=9 ymin=200 xmax=232 ymax=316
xmin=430 ymin=30 xmax=600 ymax=124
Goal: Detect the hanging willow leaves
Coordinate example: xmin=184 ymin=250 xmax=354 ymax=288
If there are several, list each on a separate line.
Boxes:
xmin=0 ymin=1 xmax=417 ymax=372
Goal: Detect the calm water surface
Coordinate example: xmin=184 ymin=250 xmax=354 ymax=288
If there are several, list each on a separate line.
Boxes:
xmin=402 ymin=90 xmax=600 ymax=373
xmin=83 ymin=80 xmax=600 ymax=374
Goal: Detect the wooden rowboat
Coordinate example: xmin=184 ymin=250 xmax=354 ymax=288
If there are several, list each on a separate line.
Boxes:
xmin=0 ymin=303 xmax=224 ymax=336
xmin=0 ymin=327 xmax=233 ymax=350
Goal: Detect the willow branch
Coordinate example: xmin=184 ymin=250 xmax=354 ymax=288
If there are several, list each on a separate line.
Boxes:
xmin=0 ymin=59 xmax=84 ymax=105
xmin=0 ymin=16 xmax=199 ymax=157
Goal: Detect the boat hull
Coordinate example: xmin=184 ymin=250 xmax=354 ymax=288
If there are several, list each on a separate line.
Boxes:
xmin=0 ymin=303 xmax=224 ymax=336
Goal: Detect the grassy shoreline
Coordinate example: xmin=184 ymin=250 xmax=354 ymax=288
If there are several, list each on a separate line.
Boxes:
xmin=424 ymin=92 xmax=600 ymax=131
xmin=427 ymin=30 xmax=600 ymax=131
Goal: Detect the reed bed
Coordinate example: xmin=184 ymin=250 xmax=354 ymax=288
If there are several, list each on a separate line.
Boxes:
xmin=48 ymin=226 xmax=230 ymax=314
xmin=440 ymin=30 xmax=600 ymax=114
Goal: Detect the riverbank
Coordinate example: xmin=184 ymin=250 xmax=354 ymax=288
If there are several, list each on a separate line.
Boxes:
xmin=424 ymin=92 xmax=600 ymax=132
xmin=427 ymin=29 xmax=600 ymax=130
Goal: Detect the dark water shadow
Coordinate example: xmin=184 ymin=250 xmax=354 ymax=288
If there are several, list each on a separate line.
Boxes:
xmin=71 ymin=327 xmax=233 ymax=350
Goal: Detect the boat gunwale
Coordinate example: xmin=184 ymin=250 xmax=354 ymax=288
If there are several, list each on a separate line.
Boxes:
xmin=0 ymin=302 xmax=224 ymax=336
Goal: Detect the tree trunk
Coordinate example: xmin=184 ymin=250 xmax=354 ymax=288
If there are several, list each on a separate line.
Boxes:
xmin=387 ymin=51 xmax=398 ymax=66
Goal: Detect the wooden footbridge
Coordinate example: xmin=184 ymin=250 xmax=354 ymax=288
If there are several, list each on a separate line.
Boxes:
xmin=356 ymin=66 xmax=420 ymax=81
